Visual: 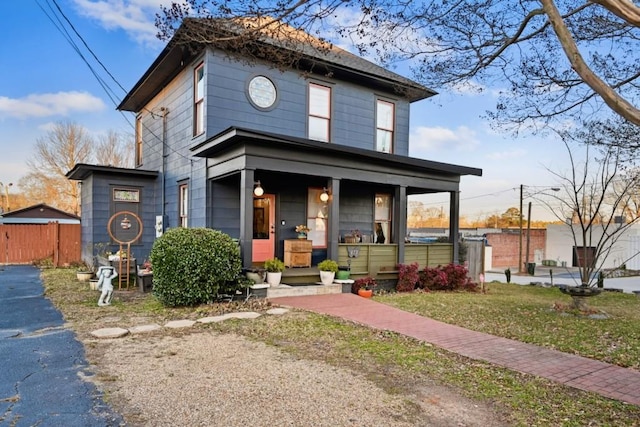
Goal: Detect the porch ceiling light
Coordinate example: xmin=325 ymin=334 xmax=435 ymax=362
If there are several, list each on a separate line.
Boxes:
xmin=254 ymin=181 xmax=264 ymax=197
xmin=320 ymin=188 xmax=330 ymax=202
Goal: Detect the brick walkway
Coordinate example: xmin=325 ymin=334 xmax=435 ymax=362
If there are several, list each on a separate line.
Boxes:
xmin=271 ymin=293 xmax=640 ymax=406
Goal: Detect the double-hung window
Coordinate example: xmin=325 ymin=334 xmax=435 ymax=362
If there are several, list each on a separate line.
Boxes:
xmin=376 ymin=100 xmax=394 ymax=153
xmin=374 ymin=194 xmax=392 ymax=243
xmin=193 ymin=63 xmax=205 ymax=136
xmin=306 ymin=188 xmax=328 ymax=248
xmin=179 ymin=183 xmax=188 ymax=227
xmin=308 ymin=83 xmax=331 ymax=142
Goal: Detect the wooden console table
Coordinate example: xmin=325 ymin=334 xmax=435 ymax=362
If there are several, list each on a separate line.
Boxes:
xmin=284 ymin=239 xmax=312 ymax=268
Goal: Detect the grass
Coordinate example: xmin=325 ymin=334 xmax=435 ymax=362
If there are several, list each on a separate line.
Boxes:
xmin=377 ymin=283 xmax=640 ymax=369
xmin=42 ymin=268 xmax=640 ymax=426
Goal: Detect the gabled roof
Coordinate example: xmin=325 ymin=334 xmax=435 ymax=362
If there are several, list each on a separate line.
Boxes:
xmin=0 ymin=203 xmax=80 ymax=223
xmin=118 ymin=18 xmax=436 ymax=112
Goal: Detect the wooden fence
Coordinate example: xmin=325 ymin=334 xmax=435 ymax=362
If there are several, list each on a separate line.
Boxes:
xmin=0 ymin=222 xmax=81 ymax=266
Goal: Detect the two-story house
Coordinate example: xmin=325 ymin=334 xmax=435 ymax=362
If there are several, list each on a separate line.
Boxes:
xmin=67 ymin=18 xmax=482 ymax=281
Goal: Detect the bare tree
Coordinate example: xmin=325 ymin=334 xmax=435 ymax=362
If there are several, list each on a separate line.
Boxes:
xmin=95 ymin=130 xmax=134 ymax=168
xmin=543 ymin=125 xmax=640 ymax=291
xmin=19 ymin=121 xmax=93 ymax=215
xmin=156 ymin=1 xmax=640 ymax=130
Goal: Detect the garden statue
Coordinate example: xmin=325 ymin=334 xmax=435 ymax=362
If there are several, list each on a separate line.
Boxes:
xmin=96 ymin=266 xmax=117 ymax=306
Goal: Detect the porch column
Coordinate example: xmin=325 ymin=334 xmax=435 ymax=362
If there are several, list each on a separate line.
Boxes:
xmin=240 ymin=169 xmax=255 ymax=267
xmin=395 ymin=186 xmax=407 ymax=263
xmin=449 ymin=191 xmax=460 ymax=264
xmin=327 ymin=179 xmax=341 ymax=260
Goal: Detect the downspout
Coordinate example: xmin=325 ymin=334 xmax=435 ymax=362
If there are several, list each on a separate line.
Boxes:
xmin=161 ymin=107 xmax=168 ymax=226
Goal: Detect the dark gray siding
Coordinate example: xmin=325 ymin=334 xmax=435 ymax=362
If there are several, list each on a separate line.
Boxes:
xmin=205 ymin=51 xmax=411 ymax=155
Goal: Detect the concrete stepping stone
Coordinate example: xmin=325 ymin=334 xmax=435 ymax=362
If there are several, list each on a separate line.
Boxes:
xmin=91 ymin=327 xmax=129 ymax=339
xmin=198 ymin=312 xmax=262 ymax=324
xmin=228 ymin=312 xmax=261 ymax=320
xmin=129 ymin=324 xmax=162 ymax=334
xmin=266 ymin=308 xmax=289 ymax=315
xmin=164 ymin=319 xmax=196 ymax=328
xmin=198 ymin=314 xmax=232 ymax=324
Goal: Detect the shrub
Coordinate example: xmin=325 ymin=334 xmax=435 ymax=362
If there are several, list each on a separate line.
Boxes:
xmin=420 ymin=263 xmax=477 ymax=292
xmin=264 ymin=257 xmax=285 ymax=272
xmin=396 ymin=262 xmax=419 ymax=292
xmin=149 ymin=227 xmax=242 ymax=307
xmin=318 ymin=259 xmax=339 ymax=272
xmin=352 ymin=276 xmax=377 ymax=293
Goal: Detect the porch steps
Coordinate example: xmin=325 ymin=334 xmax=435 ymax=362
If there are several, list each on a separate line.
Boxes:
xmin=268 ymin=283 xmax=342 ymax=299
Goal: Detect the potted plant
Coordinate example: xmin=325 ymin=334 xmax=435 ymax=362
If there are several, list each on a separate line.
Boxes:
xmin=264 ymin=257 xmax=285 ymax=287
xmin=76 ymin=261 xmax=95 ymax=282
xmin=353 ymin=276 xmax=377 ymax=298
xmin=295 ymin=224 xmax=311 ymax=239
xmin=244 ymin=267 xmax=266 ymax=284
xmin=318 ymin=259 xmax=339 ymax=285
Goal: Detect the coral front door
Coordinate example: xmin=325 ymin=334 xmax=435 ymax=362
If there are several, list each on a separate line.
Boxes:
xmin=252 ymin=194 xmax=275 ymax=262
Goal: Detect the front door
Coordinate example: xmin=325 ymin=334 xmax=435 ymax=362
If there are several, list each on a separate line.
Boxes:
xmin=252 ymin=194 xmax=275 ymax=262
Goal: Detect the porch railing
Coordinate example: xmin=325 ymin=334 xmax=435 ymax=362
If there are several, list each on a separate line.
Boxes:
xmin=337 ymin=243 xmax=453 ymax=277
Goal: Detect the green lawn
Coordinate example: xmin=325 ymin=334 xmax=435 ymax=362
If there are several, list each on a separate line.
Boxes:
xmin=376 ymin=283 xmax=640 ymax=369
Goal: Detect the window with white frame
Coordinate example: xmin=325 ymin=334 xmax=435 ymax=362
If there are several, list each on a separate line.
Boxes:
xmin=306 ymin=188 xmax=328 ymax=248
xmin=193 ymin=63 xmax=205 ymax=136
xmin=376 ymin=100 xmax=394 ymax=153
xmin=135 ymin=115 xmax=143 ymax=166
xmin=308 ymin=83 xmax=331 ymax=142
xmin=179 ymin=183 xmax=188 ymax=227
xmin=374 ymin=194 xmax=392 ymax=243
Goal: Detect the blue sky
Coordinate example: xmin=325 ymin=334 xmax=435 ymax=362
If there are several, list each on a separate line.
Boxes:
xmin=1 ymin=0 xmax=568 ymax=221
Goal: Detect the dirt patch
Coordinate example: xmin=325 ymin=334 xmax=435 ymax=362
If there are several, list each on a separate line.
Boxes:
xmin=84 ymin=329 xmax=508 ymax=427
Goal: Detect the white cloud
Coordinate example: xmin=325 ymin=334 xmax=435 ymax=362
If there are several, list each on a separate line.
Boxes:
xmin=409 ymin=125 xmax=480 ymax=158
xmin=485 ymin=148 xmax=527 ymax=161
xmin=71 ymin=0 xmax=161 ymax=45
xmin=0 ymin=91 xmax=106 ymax=119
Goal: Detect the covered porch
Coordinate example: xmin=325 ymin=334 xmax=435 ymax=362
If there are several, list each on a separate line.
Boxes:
xmin=191 ymin=127 xmax=481 ymax=270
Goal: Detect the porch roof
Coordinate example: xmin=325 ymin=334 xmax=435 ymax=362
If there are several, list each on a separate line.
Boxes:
xmin=191 ymin=127 xmax=483 ymax=179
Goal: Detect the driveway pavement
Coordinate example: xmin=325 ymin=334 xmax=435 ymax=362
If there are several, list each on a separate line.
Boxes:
xmin=0 ymin=265 xmax=122 ymax=426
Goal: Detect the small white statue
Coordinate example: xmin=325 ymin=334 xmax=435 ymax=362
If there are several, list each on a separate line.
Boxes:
xmin=96 ymin=266 xmax=117 ymax=306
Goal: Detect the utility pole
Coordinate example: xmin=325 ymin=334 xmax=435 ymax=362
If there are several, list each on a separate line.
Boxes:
xmin=518 ymin=184 xmax=523 ymax=273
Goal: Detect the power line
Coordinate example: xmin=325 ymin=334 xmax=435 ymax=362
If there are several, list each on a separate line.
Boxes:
xmin=37 ymin=0 xmax=192 ymax=162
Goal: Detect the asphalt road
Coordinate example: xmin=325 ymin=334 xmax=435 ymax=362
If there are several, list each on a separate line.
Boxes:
xmin=0 ymin=265 xmax=122 ymax=426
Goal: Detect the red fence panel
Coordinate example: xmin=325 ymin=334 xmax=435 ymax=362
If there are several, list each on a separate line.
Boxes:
xmin=0 ymin=222 xmax=81 ymax=266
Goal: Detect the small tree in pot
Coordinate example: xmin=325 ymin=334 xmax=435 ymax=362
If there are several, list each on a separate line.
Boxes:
xmin=264 ymin=258 xmax=285 ymax=287
xmin=318 ymin=259 xmax=338 ymax=285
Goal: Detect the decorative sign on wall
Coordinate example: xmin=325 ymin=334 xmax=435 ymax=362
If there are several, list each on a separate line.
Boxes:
xmin=113 ymin=189 xmax=140 ymax=203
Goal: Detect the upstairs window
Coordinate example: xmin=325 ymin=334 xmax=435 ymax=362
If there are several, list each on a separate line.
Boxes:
xmin=376 ymin=100 xmax=394 ymax=153
xmin=308 ymin=83 xmax=331 ymax=142
xmin=135 ymin=115 xmax=143 ymax=166
xmin=179 ymin=183 xmax=188 ymax=227
xmin=193 ymin=63 xmax=205 ymax=136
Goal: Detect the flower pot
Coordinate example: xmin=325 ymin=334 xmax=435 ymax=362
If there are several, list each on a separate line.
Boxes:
xmin=89 ymin=279 xmax=100 ymax=291
xmin=297 ymin=233 xmax=307 ymax=239
xmin=319 ymin=271 xmax=335 ymax=286
xmin=266 ymin=272 xmax=282 ymax=287
xmin=336 ymin=269 xmax=350 ymax=280
xmin=246 ymin=271 xmax=265 ymax=284
xmin=77 ymin=271 xmax=94 ymax=282
xmin=358 ymin=288 xmax=373 ymax=298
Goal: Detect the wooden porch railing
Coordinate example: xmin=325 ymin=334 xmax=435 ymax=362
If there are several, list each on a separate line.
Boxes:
xmin=337 ymin=243 xmax=453 ymax=277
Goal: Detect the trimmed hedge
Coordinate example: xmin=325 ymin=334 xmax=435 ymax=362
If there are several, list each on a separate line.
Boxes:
xmin=150 ymin=227 xmax=242 ymax=307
